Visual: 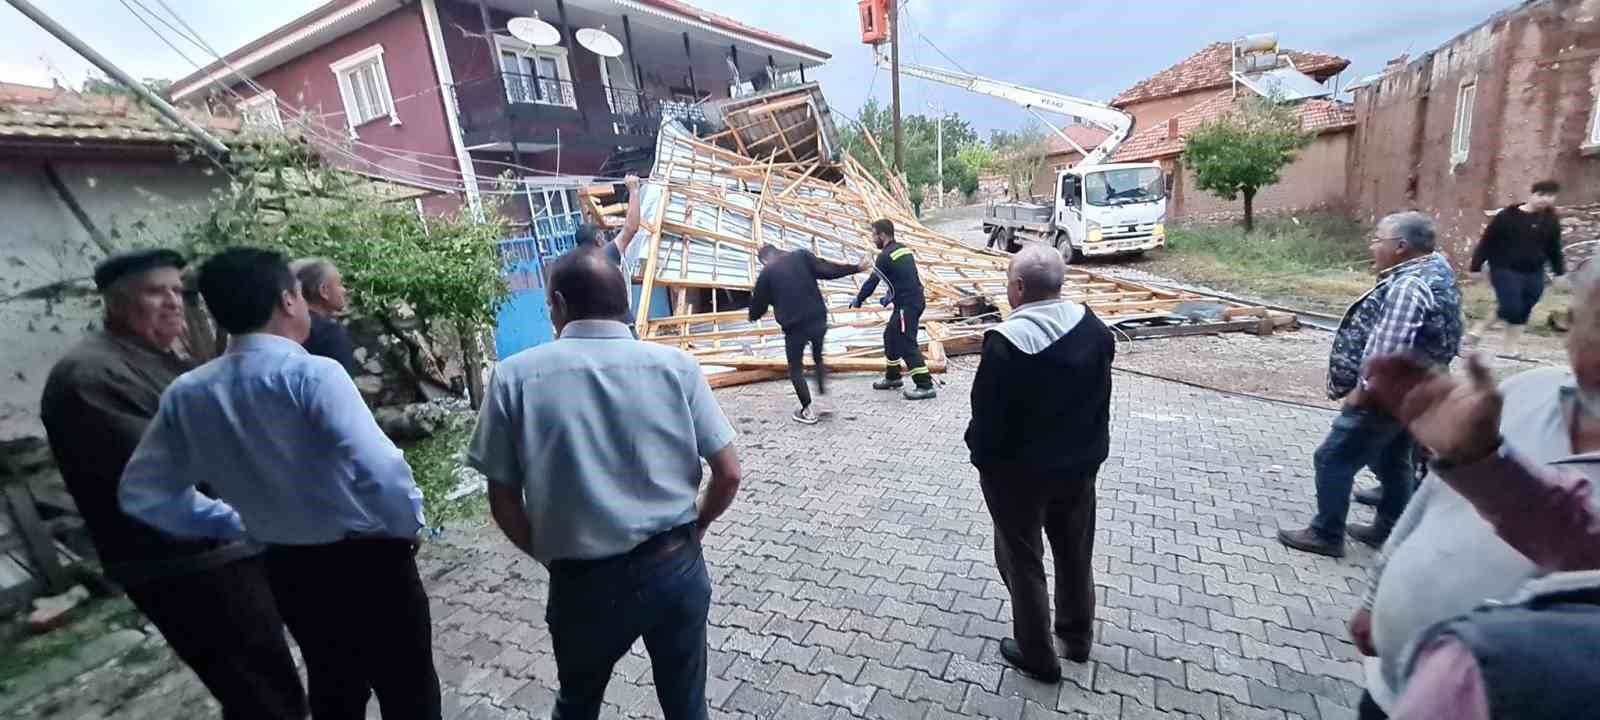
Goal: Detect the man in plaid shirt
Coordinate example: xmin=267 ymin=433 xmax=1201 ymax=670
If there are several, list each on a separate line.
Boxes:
xmin=1278 ymin=212 xmax=1463 ymax=558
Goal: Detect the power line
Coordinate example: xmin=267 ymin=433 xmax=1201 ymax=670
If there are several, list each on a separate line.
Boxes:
xmin=124 ymin=0 xmax=633 ymax=195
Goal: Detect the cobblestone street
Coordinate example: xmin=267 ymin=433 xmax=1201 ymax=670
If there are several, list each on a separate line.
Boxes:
xmin=10 ymin=358 xmax=1384 ymax=720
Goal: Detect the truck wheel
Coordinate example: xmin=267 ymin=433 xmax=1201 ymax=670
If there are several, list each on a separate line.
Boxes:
xmin=1056 ymin=233 xmax=1082 ymax=265
xmin=1003 ymin=229 xmax=1021 ymax=253
xmin=986 ymin=227 xmax=1004 ymax=250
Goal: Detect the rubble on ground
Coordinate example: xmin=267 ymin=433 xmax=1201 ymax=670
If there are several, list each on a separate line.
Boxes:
xmin=577 ymin=85 xmax=1294 ymax=388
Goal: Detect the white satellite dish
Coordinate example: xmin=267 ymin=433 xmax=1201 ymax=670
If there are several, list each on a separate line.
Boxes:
xmin=576 ymin=26 xmax=625 ymax=58
xmin=508 ymin=15 xmax=561 ymax=46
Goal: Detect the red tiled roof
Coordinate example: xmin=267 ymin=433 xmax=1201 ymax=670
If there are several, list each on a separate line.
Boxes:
xmin=1111 ymin=42 xmax=1349 ymax=107
xmin=171 ymin=0 xmax=828 ymax=100
xmin=0 ymin=81 xmax=241 ymax=148
xmin=1044 ymin=124 xmax=1111 ymax=156
xmin=1110 ymin=89 xmax=1354 ymax=163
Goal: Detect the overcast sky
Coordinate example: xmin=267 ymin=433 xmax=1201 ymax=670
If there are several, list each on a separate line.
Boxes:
xmin=3 ymin=0 xmax=1512 ymax=135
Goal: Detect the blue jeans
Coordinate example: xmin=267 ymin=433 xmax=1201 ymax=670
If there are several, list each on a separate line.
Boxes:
xmin=1310 ymin=407 xmax=1414 ymax=541
xmin=546 ymin=532 xmax=711 ymax=720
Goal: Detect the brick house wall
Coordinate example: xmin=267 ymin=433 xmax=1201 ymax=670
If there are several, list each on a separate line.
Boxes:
xmin=1120 ymin=90 xmax=1214 ymax=139
xmin=1030 ymin=149 xmax=1083 ymax=200
xmin=1173 ymin=129 xmax=1354 ymax=223
xmin=1348 ymin=0 xmax=1600 ymax=263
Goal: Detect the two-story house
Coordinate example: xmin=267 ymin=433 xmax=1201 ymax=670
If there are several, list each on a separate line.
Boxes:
xmin=167 ymin=0 xmax=829 ymax=232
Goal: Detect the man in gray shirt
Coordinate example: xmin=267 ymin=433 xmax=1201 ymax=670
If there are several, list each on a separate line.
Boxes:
xmin=468 ymin=245 xmax=741 ymax=720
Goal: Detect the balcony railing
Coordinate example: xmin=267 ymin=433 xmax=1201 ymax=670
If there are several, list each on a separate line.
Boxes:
xmin=452 ymin=72 xmax=664 ymax=148
xmin=502 ymin=73 xmax=576 ymax=107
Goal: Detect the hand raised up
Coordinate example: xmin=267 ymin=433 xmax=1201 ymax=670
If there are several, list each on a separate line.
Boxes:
xmin=1362 ymin=353 xmax=1502 ymax=466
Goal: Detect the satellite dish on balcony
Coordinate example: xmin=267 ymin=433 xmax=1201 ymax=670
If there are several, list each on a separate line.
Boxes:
xmin=508 ymin=15 xmax=561 ymax=46
xmin=577 ymin=26 xmax=625 ymax=58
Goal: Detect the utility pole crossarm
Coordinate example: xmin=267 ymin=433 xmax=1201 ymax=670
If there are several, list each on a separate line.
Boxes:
xmin=874 ymin=52 xmax=1135 ymax=166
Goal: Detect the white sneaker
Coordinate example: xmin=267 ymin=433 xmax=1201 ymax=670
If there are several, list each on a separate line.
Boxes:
xmin=792 ymin=407 xmax=820 ymax=425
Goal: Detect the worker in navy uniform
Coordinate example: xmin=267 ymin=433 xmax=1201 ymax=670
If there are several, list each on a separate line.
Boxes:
xmin=41 ymin=249 xmax=306 ymax=720
xmin=851 ymin=218 xmax=936 ymax=400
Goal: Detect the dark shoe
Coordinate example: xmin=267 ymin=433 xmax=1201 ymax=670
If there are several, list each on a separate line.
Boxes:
xmin=1354 ymin=486 xmax=1383 ymax=507
xmin=1000 ymin=639 xmax=1061 ymax=683
xmin=902 ymin=385 xmax=937 ymax=401
xmin=1276 ymin=527 xmax=1345 ymax=558
xmin=1347 ymin=523 xmax=1389 ymax=548
xmin=1054 ymin=631 xmax=1091 ymax=663
xmin=872 ymin=377 xmax=904 ymax=390
xmin=791 ymin=407 xmax=819 ymax=425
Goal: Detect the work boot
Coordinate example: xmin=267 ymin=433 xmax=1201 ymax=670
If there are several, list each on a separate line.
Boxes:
xmin=1276 ymin=527 xmax=1345 ymax=558
xmin=1347 ymin=523 xmax=1390 ymax=549
xmin=872 ymin=371 xmax=903 ymax=390
xmin=1000 ymin=639 xmax=1061 ymax=683
xmin=902 ymin=385 xmax=937 ymax=401
xmin=1354 ymin=486 xmax=1382 ymax=507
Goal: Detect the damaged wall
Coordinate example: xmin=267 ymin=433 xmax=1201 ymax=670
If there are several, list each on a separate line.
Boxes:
xmin=1348 ymin=0 xmax=1600 ymax=262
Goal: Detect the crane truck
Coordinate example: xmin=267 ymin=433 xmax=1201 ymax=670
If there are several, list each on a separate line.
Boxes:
xmin=872 ymin=55 xmax=1168 ymax=263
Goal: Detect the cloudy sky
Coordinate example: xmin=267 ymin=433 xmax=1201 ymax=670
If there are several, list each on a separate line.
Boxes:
xmin=3 ymin=0 xmax=1511 ymax=135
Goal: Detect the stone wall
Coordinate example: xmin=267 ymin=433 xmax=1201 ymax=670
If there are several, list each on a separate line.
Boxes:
xmin=1347 ymin=0 xmax=1600 ymax=265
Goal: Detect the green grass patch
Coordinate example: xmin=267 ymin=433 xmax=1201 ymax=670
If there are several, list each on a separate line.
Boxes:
xmin=0 ymin=595 xmax=144 ymax=688
xmin=401 ymin=422 xmax=486 ymax=531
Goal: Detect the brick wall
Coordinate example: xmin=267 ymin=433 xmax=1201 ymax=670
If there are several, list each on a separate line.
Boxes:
xmin=1172 ymin=130 xmax=1354 ymax=223
xmin=1348 ymin=0 xmax=1600 ymax=264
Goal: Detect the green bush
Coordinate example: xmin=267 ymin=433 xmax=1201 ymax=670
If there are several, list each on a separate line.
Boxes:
xmin=400 ymin=423 xmax=484 ymax=532
xmin=1167 ymin=216 xmax=1370 ymax=275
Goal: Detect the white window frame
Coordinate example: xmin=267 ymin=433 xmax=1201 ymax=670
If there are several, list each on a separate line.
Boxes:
xmin=1588 ymin=92 xmax=1600 ymax=148
xmin=238 ymin=89 xmax=282 ymax=130
xmin=495 ymin=35 xmax=576 ymax=109
xmin=1451 ymin=76 xmax=1476 ymax=165
xmin=329 ymin=43 xmax=400 ymax=137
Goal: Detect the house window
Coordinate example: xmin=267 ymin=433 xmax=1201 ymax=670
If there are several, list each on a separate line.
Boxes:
xmin=330 ymin=44 xmax=399 ymax=134
xmin=497 ymin=36 xmax=575 ymax=107
xmin=239 ymin=90 xmax=282 ymax=130
xmin=1589 ymin=92 xmax=1600 ymax=147
xmin=1451 ymin=77 xmax=1476 ymax=163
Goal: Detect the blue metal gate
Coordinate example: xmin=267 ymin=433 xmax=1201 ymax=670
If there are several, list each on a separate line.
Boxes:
xmin=493 ymin=213 xmax=579 ymax=359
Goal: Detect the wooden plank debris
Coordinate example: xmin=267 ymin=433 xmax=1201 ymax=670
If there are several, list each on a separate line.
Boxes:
xmin=574 ymin=91 xmax=1292 ymax=389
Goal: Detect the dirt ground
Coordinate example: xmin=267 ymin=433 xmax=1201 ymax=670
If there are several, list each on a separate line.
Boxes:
xmin=920 ymin=204 xmax=1568 ymax=406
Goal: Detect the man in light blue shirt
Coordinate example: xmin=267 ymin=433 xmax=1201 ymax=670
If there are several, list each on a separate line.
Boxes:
xmin=469 ymin=245 xmax=741 ymax=720
xmin=120 ymin=247 xmax=439 ymax=720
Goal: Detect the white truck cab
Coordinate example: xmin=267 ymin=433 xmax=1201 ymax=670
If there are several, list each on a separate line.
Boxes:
xmin=1056 ymin=163 xmax=1167 ymax=260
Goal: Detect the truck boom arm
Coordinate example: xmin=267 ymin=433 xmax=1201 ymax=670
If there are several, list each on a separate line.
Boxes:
xmin=875 ymin=52 xmax=1134 ymax=167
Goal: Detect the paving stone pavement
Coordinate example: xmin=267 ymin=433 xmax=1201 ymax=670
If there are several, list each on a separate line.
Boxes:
xmin=11 ymin=359 xmax=1388 ymax=720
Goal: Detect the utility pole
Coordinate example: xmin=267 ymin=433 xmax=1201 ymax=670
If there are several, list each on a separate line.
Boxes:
xmin=6 ymin=0 xmax=230 ymax=157
xmin=929 ymin=101 xmax=944 ymax=208
xmin=888 ymin=0 xmax=902 ymax=172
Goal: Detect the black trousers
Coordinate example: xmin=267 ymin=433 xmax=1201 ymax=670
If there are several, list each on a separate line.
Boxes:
xmin=125 ymin=556 xmax=306 ymax=720
xmin=783 ymin=321 xmax=826 ymax=409
xmin=884 ymin=304 xmax=928 ymax=385
xmin=263 ymin=539 xmax=441 ymax=720
xmin=979 ymin=467 xmax=1098 ymax=670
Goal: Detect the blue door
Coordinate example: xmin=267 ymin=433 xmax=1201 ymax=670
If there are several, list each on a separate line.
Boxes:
xmin=493 ymin=213 xmax=578 ymax=359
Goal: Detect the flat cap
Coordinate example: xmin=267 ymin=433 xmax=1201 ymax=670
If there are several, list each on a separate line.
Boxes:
xmin=93 ymin=249 xmax=187 ymax=291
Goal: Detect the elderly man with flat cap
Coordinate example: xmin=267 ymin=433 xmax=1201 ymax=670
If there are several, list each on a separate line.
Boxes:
xmin=40 ymin=249 xmax=306 ymax=720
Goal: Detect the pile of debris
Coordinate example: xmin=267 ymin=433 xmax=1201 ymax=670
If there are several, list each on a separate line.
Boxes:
xmin=579 ymin=85 xmax=1295 ymax=388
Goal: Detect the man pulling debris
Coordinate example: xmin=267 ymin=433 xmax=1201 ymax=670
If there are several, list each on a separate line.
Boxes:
xmin=749 ymin=244 xmax=870 ymax=424
xmin=851 ymin=218 xmax=936 ymax=400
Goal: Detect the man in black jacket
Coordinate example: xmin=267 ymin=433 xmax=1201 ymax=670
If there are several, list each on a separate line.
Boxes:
xmin=749 ymin=244 xmax=868 ymax=424
xmin=965 ymin=244 xmax=1115 ymax=683
xmin=1468 ymin=179 xmax=1564 ymax=355
xmin=850 ymin=218 xmax=936 ymax=400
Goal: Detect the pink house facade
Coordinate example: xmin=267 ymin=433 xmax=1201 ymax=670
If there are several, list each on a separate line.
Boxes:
xmin=168 ymin=0 xmax=829 ymax=229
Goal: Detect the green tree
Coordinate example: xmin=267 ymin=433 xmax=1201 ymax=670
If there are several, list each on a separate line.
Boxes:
xmin=80 ymin=73 xmax=172 ymax=99
xmin=988 ymin=124 xmax=1051 ymax=201
xmin=1180 ymin=95 xmax=1313 ymax=232
xmin=840 ymin=97 xmax=983 ymax=207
